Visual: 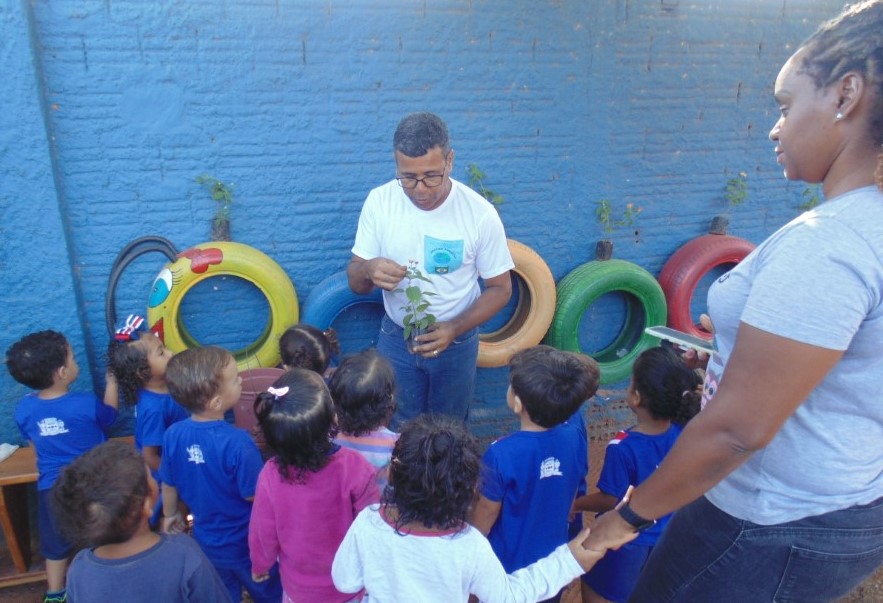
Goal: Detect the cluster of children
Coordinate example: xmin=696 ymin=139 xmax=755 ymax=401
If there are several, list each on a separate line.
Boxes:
xmin=6 ymin=318 xmax=701 ymax=603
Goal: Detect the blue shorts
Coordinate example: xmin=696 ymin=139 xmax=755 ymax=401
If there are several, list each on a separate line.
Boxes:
xmin=583 ymin=540 xmax=653 ymax=603
xmin=38 ymin=487 xmax=72 ymax=560
xmin=215 ymin=563 xmax=281 ymax=603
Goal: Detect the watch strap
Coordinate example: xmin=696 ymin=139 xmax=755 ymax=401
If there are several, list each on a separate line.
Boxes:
xmin=618 ymin=502 xmax=657 ymax=532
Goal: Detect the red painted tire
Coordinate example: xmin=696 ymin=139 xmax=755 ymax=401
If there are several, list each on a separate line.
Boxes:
xmin=658 ymin=234 xmax=755 ymax=339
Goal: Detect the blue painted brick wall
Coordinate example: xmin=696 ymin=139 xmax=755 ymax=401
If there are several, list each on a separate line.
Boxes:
xmin=1 ymin=0 xmax=844 ymax=444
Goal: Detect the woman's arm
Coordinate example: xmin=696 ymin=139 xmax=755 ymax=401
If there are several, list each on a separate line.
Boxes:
xmin=588 ymin=323 xmax=843 ymax=549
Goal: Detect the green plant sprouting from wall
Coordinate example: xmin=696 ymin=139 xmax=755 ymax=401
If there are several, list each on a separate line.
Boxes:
xmin=725 ymin=171 xmax=749 ymax=206
xmin=596 ymin=199 xmax=643 ymax=236
xmin=196 ymin=174 xmax=234 ymax=227
xmin=798 ymin=185 xmax=822 ymax=211
xmin=466 ymin=163 xmax=504 ymax=208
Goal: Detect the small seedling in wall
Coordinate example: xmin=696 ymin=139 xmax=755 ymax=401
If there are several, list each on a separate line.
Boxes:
xmin=798 ymin=185 xmax=822 ymax=211
xmin=196 ymin=174 xmax=234 ymax=241
xmin=596 ymin=199 xmax=614 ymax=235
xmin=466 ymin=163 xmax=504 ymax=209
xmin=725 ymin=171 xmax=749 ymax=206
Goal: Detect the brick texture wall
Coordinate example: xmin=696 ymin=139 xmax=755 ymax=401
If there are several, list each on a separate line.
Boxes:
xmin=0 ymin=0 xmax=843 ymax=443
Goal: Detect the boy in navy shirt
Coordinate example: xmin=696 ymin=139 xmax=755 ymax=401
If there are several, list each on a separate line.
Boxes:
xmin=159 ymin=346 xmax=281 ymax=603
xmin=469 ymin=345 xmax=599 ymax=603
xmin=6 ymin=330 xmax=118 ymax=603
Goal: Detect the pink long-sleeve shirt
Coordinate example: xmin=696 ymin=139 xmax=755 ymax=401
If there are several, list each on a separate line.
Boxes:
xmin=249 ymin=448 xmax=380 ymax=603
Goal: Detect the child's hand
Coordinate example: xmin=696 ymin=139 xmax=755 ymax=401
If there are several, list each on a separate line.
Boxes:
xmin=251 ymin=571 xmax=270 ymax=583
xmin=567 ymin=526 xmax=606 ymax=571
xmin=162 ymin=512 xmax=186 ymax=534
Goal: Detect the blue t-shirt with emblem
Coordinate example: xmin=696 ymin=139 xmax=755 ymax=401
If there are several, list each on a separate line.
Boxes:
xmin=159 ymin=418 xmax=263 ymax=568
xmin=15 ymin=391 xmax=116 ymax=490
xmin=480 ymin=421 xmax=587 ymax=573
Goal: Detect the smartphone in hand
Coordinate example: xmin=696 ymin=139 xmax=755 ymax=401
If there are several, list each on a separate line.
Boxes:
xmin=644 ymin=325 xmax=716 ymax=356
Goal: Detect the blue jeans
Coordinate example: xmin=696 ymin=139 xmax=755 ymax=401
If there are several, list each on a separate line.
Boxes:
xmin=376 ymin=314 xmax=478 ymax=429
xmin=215 ymin=563 xmax=281 ymax=603
xmin=630 ymin=495 xmax=883 ymax=602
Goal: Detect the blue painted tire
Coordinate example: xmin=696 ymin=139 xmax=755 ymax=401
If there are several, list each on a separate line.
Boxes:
xmin=301 ymin=271 xmax=383 ymax=329
xmin=546 ymin=259 xmax=667 ymax=384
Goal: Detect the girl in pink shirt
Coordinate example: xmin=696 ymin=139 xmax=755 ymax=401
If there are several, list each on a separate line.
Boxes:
xmin=248 ymin=368 xmax=380 ymax=603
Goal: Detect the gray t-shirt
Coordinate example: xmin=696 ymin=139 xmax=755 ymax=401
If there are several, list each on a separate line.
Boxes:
xmin=66 ymin=533 xmax=232 ymax=603
xmin=703 ymin=186 xmax=883 ymax=525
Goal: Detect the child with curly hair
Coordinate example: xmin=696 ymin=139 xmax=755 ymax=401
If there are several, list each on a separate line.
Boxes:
xmin=329 ymin=349 xmax=399 ymax=490
xmin=249 ymin=368 xmax=380 ymax=603
xmin=6 ymin=329 xmax=118 ymax=603
xmin=332 ymin=414 xmax=605 ymax=603
xmin=105 ymin=315 xmax=188 ymax=477
xmin=52 ymin=440 xmax=231 ymax=602
xmin=278 ymin=323 xmax=340 ymax=379
xmin=574 ymin=346 xmax=701 ymax=603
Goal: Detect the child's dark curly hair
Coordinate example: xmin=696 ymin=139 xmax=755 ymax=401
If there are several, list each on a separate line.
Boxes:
xmin=279 ymin=324 xmax=340 ymax=374
xmin=106 ymin=339 xmax=150 ymax=405
xmin=5 ymin=330 xmax=69 ymax=390
xmin=52 ymin=440 xmax=150 ymax=549
xmin=255 ymin=368 xmax=337 ymax=484
xmin=382 ymin=414 xmax=479 ymax=532
xmin=329 ymin=349 xmax=396 ymax=436
xmin=632 ymin=346 xmax=702 ymax=426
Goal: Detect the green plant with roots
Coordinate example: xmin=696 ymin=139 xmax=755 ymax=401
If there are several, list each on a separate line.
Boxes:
xmin=196 ymin=174 xmax=234 ymax=228
xmin=466 ymin=163 xmax=504 ymax=208
xmin=395 ymin=260 xmax=437 ymax=340
xmin=725 ymin=171 xmax=749 ymax=206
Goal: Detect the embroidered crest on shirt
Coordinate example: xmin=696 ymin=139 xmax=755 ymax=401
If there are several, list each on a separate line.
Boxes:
xmin=539 ymin=456 xmax=563 ymax=479
xmin=37 ymin=418 xmax=69 ymax=436
xmin=187 ymin=444 xmax=205 ymax=464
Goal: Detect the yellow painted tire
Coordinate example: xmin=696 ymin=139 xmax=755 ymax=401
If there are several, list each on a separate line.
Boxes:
xmin=146 ymin=242 xmax=298 ymax=371
xmin=478 ymin=239 xmax=557 ymax=368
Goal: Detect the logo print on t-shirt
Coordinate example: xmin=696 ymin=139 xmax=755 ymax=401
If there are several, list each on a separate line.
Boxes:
xmin=187 ymin=444 xmax=205 ymax=464
xmin=37 ymin=418 xmax=69 ymax=436
xmin=539 ymin=457 xmax=563 ymax=479
xmin=424 ymin=235 xmax=464 ymax=275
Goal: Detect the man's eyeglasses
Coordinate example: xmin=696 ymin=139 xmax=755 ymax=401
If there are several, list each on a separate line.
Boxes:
xmin=396 ymin=172 xmax=446 ymax=190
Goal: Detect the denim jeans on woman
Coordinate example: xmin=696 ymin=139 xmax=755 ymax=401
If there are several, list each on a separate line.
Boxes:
xmin=376 ymin=314 xmax=478 ymax=429
xmin=629 ymin=494 xmax=883 ymax=602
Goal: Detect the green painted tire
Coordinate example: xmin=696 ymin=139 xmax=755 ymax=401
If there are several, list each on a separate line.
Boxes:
xmin=546 ymin=259 xmax=667 ymax=384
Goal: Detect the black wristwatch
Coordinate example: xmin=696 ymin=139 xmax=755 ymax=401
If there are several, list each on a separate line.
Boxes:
xmin=617 ymin=502 xmax=657 ymax=532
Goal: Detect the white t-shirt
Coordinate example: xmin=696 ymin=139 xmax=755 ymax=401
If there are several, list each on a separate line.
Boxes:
xmin=352 ymin=178 xmax=514 ymax=326
xmin=331 ymin=505 xmax=584 ymax=603
xmin=704 ymin=186 xmax=883 ymax=524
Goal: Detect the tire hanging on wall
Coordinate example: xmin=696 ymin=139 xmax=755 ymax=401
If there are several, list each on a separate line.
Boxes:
xmin=658 ymin=234 xmax=755 ymax=339
xmin=478 ymin=239 xmax=557 ymax=368
xmin=546 ymin=259 xmax=667 ymax=384
xmin=301 ymin=270 xmax=384 ymax=329
xmin=146 ymin=241 xmax=299 ymax=371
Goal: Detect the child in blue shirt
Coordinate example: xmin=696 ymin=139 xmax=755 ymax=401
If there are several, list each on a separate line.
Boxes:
xmin=6 ymin=330 xmax=117 ymax=603
xmin=470 ymin=345 xmax=600 ymax=603
xmin=106 ymin=314 xmax=189 ymax=524
xmin=573 ymin=346 xmax=701 ymax=603
xmin=159 ymin=346 xmax=282 ymax=603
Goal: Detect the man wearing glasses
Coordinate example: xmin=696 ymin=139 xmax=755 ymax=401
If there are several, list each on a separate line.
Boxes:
xmin=348 ymin=112 xmax=514 ymax=427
